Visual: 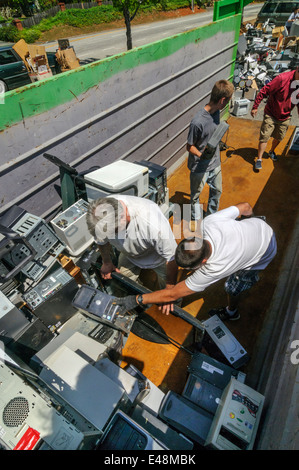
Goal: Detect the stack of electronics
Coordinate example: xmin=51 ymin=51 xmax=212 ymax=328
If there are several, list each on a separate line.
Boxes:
xmin=96 ymin=349 xmax=264 ymax=451
xmin=233 ymin=23 xmax=299 ymax=116
xmin=0 ymin=159 xmax=266 ymax=451
xmin=0 ymin=207 xmax=65 ymax=283
xmin=155 ymin=352 xmax=246 ymax=448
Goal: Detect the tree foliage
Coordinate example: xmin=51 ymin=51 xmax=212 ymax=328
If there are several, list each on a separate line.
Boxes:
xmin=112 ymin=0 xmax=161 ymax=49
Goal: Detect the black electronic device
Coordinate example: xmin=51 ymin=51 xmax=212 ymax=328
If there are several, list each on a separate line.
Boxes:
xmin=0 ymin=224 xmax=37 ymax=283
xmin=7 ymin=314 xmax=54 ymax=364
xmin=182 ymin=353 xmax=246 ymax=415
xmin=182 ymin=374 xmax=222 ymax=415
xmin=1 ymin=211 xmax=65 ymax=282
xmin=131 ymin=405 xmax=194 ymax=450
xmin=22 ymin=266 xmax=78 ymax=331
xmin=88 ymin=323 xmax=124 ymax=360
xmin=158 ymin=391 xmax=214 ymax=446
xmin=98 ymin=410 xmax=167 ymax=450
xmin=72 ymin=285 xmax=136 ymax=335
xmin=188 ymin=352 xmax=246 ymax=389
xmin=135 ymin=160 xmax=167 ymax=206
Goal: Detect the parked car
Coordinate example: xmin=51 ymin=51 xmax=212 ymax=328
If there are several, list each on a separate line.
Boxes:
xmin=256 ymin=1 xmax=299 ymax=27
xmin=0 ymin=44 xmax=60 ymax=92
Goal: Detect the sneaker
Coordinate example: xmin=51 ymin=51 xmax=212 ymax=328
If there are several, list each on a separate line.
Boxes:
xmin=269 ymin=151 xmax=278 ymax=161
xmin=208 ymin=307 xmax=240 ymax=321
xmin=255 ymin=159 xmax=262 ymax=170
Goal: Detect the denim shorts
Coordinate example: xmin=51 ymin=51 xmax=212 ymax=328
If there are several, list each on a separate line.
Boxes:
xmin=224 ymin=269 xmax=260 ymax=296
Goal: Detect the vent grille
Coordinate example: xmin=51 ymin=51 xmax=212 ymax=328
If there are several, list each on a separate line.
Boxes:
xmin=3 ymin=397 xmax=30 ymax=427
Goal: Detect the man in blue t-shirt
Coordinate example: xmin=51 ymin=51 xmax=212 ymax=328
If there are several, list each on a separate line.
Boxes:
xmin=186 ymin=80 xmax=234 ymax=231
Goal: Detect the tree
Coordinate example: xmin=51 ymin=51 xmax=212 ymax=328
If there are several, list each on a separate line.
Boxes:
xmin=112 ymin=0 xmax=160 ymax=50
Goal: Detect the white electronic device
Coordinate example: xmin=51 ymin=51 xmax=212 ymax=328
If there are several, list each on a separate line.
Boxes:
xmin=84 ymin=161 xmax=149 ymax=201
xmin=0 ymin=362 xmax=84 ymax=450
xmin=51 ymin=199 xmax=94 ymax=257
xmin=39 ymin=344 xmax=128 ymax=431
xmin=232 ymin=98 xmax=250 ymax=116
xmin=205 ymin=378 xmax=265 ymax=450
xmin=203 ymin=315 xmax=249 ymax=369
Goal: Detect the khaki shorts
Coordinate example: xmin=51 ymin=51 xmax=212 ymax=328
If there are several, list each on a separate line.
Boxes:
xmin=259 ymin=114 xmax=290 ymax=143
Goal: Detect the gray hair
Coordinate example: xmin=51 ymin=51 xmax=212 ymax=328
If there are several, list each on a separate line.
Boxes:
xmin=86 ymin=197 xmax=124 ymax=242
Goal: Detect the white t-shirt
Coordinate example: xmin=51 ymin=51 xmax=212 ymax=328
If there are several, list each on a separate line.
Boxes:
xmin=185 ymin=206 xmax=276 ymax=293
xmin=97 ymin=195 xmax=177 ymax=269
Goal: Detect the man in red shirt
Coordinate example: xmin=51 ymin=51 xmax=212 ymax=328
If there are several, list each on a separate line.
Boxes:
xmin=251 ymin=56 xmax=299 ymax=170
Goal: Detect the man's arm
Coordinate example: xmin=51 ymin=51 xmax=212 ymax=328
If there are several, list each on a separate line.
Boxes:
xmin=160 ymin=259 xmax=179 ymax=315
xmin=251 ymin=77 xmax=280 ymax=117
xmin=186 ymin=143 xmax=204 ymax=158
xmin=98 ymin=242 xmax=119 ymax=279
xmin=186 ymin=120 xmax=205 ymax=157
xmin=113 ymin=279 xmax=196 ymax=315
xmin=165 ymin=259 xmax=178 ymax=287
xmin=141 ymin=279 xmax=193 ymax=305
xmin=142 ymin=280 xmax=195 ymax=316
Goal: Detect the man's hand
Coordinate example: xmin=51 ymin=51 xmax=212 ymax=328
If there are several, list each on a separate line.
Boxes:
xmin=158 ymin=284 xmax=175 ymax=315
xmin=112 ymin=295 xmax=139 ymax=311
xmin=251 ymin=108 xmax=258 ymax=118
xmin=235 ymin=202 xmax=253 ymax=218
xmin=100 ymin=262 xmax=120 ymax=280
xmin=159 ymin=302 xmax=174 ymax=315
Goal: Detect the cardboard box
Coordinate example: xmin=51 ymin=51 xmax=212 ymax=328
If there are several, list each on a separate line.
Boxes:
xmin=272 ymin=26 xmax=284 ymax=38
xmin=13 ymin=39 xmax=31 ymax=71
xmin=12 ymin=39 xmax=51 ymax=77
xmin=281 ymin=36 xmax=299 ymax=51
xmin=55 ymin=47 xmax=80 ymax=71
xmin=36 ymin=71 xmax=53 ymax=81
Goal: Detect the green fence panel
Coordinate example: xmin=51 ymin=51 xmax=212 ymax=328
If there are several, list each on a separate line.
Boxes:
xmin=213 ymin=0 xmax=244 ymax=21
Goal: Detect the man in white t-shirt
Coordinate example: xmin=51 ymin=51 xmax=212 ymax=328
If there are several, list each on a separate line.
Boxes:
xmin=114 ymin=202 xmax=277 ymax=321
xmin=86 ymin=195 xmax=178 ymax=293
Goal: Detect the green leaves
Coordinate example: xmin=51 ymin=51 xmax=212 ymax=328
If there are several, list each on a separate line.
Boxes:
xmin=0 ymin=1 xmax=194 ymax=44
